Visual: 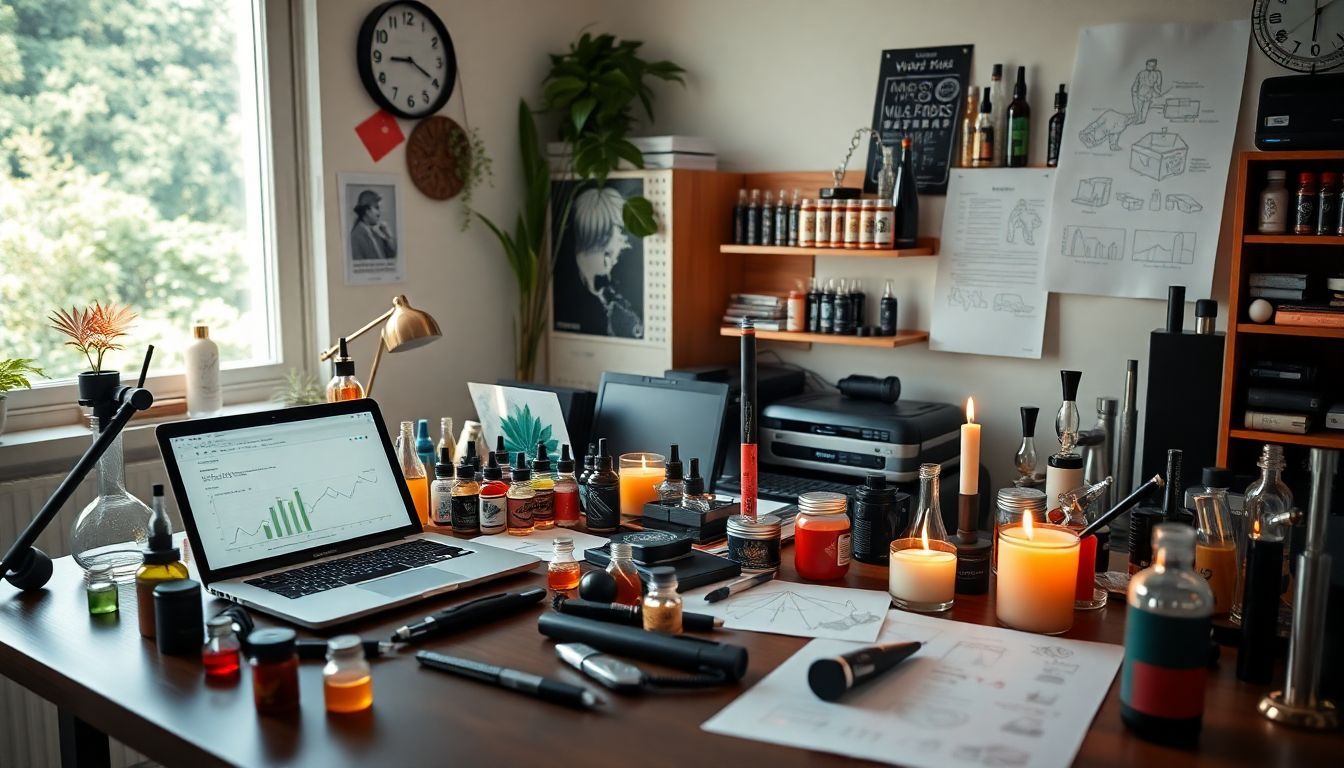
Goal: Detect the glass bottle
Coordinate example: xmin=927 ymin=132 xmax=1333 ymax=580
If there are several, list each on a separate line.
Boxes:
xmin=530 ymin=443 xmax=556 ymax=529
xmin=585 ymin=439 xmax=620 ymax=534
xmin=892 ymin=137 xmax=919 ymax=249
xmin=1121 ymin=524 xmax=1213 ymax=745
xmin=989 ymin=63 xmax=1006 ymax=166
xmin=449 ymin=459 xmax=480 ymax=536
xmin=1055 ymin=370 xmax=1081 ymax=456
xmin=959 ymin=87 xmax=979 ymax=167
xmin=1016 ymin=406 xmax=1039 ymax=483
xmin=202 ymin=615 xmax=242 ymax=683
xmin=877 ymin=144 xmax=897 ymax=199
xmin=325 ymin=337 xmax=364 ymax=402
xmin=323 ymin=635 xmax=374 ymax=714
xmin=85 ymin=563 xmax=119 ymax=615
xmin=135 ymin=484 xmax=188 ymax=638
xmin=681 ymin=458 xmax=715 ymax=512
xmin=760 ymin=189 xmax=775 ymax=246
xmin=788 ymin=188 xmax=802 ymax=247
xmin=732 ymin=188 xmax=748 ymax=244
xmin=1193 ymin=490 xmax=1237 ymax=619
xmin=642 ymin=566 xmax=683 ymax=634
xmin=70 ymin=415 xmax=152 ymax=580
xmin=430 ymin=447 xmax=454 ymax=529
xmin=396 ymin=421 xmax=429 ymax=526
xmin=548 ymin=445 xmax=578 ymax=530
xmin=507 ymin=453 xmax=536 ymax=536
xmin=547 ymin=536 xmax=581 ymax=592
xmin=437 ymin=416 xmax=456 ymax=467
xmin=1258 ymin=170 xmax=1288 ymax=234
xmin=607 ymin=542 xmax=643 ymax=606
xmin=1232 ymin=445 xmax=1292 ymax=623
xmin=972 ymin=86 xmax=995 ymax=167
xmin=1059 ymin=478 xmax=1112 ymax=610
xmin=1046 ymin=84 xmax=1067 ymax=167
xmin=888 ymin=463 xmax=957 ymax=613
xmin=1293 ymin=172 xmax=1317 ymax=235
xmin=774 ymin=188 xmax=789 ymax=247
xmin=1237 ymin=444 xmax=1293 ymax=683
xmin=249 ymin=628 xmax=300 ymax=715
xmin=415 ymin=419 xmax=435 ymax=478
xmin=494 ymin=435 xmax=512 ymax=484
xmin=654 ymin=444 xmax=686 ymax=502
xmin=745 ymin=189 xmax=761 ymax=246
xmin=1006 ymin=66 xmax=1031 ymax=167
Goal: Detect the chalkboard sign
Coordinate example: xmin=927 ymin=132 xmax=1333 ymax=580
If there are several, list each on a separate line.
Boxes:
xmin=864 ymin=45 xmax=974 ymax=195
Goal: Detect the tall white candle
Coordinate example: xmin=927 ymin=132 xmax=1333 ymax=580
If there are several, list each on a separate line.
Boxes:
xmin=960 ymin=397 xmax=980 ymax=495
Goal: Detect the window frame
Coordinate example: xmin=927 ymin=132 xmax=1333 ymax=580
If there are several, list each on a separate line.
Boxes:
xmin=2 ymin=0 xmax=314 ymax=434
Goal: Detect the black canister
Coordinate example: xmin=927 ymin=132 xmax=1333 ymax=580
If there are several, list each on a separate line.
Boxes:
xmin=726 ymin=514 xmax=782 ymax=572
xmin=1094 ymin=525 xmax=1111 ymax=573
xmin=1128 ymin=508 xmax=1164 ymax=574
xmin=851 ymin=474 xmax=910 ymax=565
xmin=154 ymin=579 xmax=204 ymax=656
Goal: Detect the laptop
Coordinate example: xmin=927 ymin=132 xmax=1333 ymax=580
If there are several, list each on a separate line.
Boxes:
xmin=156 ymin=400 xmax=539 ymax=628
xmin=590 ymin=373 xmax=730 ymax=490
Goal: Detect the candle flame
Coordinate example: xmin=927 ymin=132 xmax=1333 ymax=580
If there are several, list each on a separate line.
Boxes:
xmin=921 ymin=519 xmax=931 ymax=551
xmin=966 ymin=397 xmax=976 ymax=423
xmin=1022 ymin=510 xmax=1034 ymax=540
xmin=1252 ymin=518 xmax=1260 ymax=538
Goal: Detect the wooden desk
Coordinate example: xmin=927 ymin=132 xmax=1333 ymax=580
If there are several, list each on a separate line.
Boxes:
xmin=0 ymin=551 xmax=1335 ymax=768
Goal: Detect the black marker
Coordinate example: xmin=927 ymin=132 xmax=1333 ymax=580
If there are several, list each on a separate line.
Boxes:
xmin=553 ymin=596 xmax=724 ymax=632
xmin=417 ymin=650 xmax=600 ymax=710
xmin=808 ymin=641 xmax=922 ymax=701
xmin=391 ymin=587 xmax=547 ymax=643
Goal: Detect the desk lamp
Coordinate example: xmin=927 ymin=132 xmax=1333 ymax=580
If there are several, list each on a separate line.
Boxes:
xmin=319 ymin=295 xmax=441 ymax=396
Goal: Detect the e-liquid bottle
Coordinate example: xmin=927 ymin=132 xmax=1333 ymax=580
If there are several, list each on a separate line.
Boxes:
xmin=989 ymin=63 xmax=1006 ymax=166
xmin=530 ymin=443 xmax=556 ymax=530
xmin=323 ymin=635 xmax=373 ymax=714
xmin=732 ymin=188 xmax=748 ymax=244
xmin=681 ymin=458 xmax=715 ymax=512
xmin=479 ymin=451 xmax=508 ymax=535
xmin=135 ymin=484 xmax=188 ymax=639
xmin=493 ymin=435 xmax=512 ymax=484
xmin=834 ymin=278 xmax=853 ymax=335
xmin=430 ymin=447 xmax=455 ymax=529
xmin=745 ymin=189 xmax=761 ymax=246
xmin=774 ymin=188 xmax=789 ymax=246
xmin=819 ymin=278 xmax=836 ymax=334
xmin=577 ymin=442 xmax=596 ymax=517
xmin=507 ymin=453 xmax=535 ymax=536
xmin=1006 ymin=66 xmax=1030 ymax=167
xmin=1046 ymin=84 xmax=1067 ymax=167
xmin=1318 ymin=172 xmax=1340 ymax=236
xmin=553 ymin=445 xmax=580 ymax=529
xmin=654 ymin=444 xmax=685 ymax=502
xmin=807 ymin=277 xmax=823 ymax=333
xmin=547 ymin=537 xmax=581 ymax=592
xmin=760 ymin=190 xmax=775 ymax=246
xmin=788 ymin=189 xmax=802 ymax=246
xmin=585 ymin=438 xmax=620 ymax=534
xmin=325 ymin=337 xmax=365 ymax=402
xmin=607 ymin=542 xmax=643 ymax=606
xmin=1294 ymin=172 xmax=1317 ymax=235
xmin=973 ymin=87 xmax=995 ymax=168
xmin=414 ymin=419 xmax=434 ymax=478
xmin=879 ymin=280 xmax=898 ymax=336
xmin=450 ymin=458 xmax=480 ymax=536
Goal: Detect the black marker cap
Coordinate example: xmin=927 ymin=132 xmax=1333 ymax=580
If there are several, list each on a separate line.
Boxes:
xmin=808 ymin=657 xmax=853 ymax=702
xmin=557 ymin=444 xmax=575 ymax=474
xmin=1195 ymin=299 xmax=1217 ymax=319
xmin=1060 ymin=370 xmax=1082 ymax=402
xmin=665 ymin=444 xmax=683 ymax=481
xmin=684 ymin=458 xmax=705 ymax=495
xmin=1020 ymin=406 xmax=1039 ymax=437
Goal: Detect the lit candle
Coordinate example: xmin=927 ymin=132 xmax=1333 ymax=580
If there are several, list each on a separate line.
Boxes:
xmin=889 ymin=526 xmax=957 ymax=612
xmin=960 ymin=397 xmax=980 ymax=495
xmin=618 ymin=452 xmax=665 ymax=518
xmin=995 ymin=512 xmax=1080 ymax=635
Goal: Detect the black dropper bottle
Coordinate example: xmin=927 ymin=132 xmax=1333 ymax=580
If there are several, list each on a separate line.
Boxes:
xmin=578 ymin=442 xmax=597 ymax=487
xmin=494 ymin=435 xmax=511 ymax=482
xmin=681 ymin=458 xmax=714 ymax=512
xmin=656 ymin=444 xmax=685 ymax=502
xmin=585 ymin=438 xmax=620 ymax=534
xmin=1047 ymin=84 xmax=1067 ymax=167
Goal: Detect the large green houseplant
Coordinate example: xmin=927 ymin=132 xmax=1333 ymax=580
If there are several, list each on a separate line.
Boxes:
xmin=479 ymin=33 xmax=684 ymax=381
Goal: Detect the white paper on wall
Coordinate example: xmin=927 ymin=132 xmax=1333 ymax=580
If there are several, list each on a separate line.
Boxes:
xmin=1042 ymin=21 xmax=1249 ymax=300
xmin=931 ymin=168 xmax=1053 ymax=358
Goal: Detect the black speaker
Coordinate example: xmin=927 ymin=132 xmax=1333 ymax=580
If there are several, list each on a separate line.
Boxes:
xmin=1140 ymin=329 xmax=1224 ymax=492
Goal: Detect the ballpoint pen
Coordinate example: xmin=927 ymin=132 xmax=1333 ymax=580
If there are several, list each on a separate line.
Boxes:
xmin=297 ymin=638 xmax=402 ymax=660
xmin=704 ymin=570 xmax=774 ymax=603
xmin=416 ymin=650 xmax=600 ymax=710
xmin=391 ymin=587 xmax=547 ymax=642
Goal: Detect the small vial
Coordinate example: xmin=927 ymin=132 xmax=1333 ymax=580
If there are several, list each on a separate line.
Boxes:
xmin=507 ymin=453 xmax=536 ymax=536
xmin=547 ymin=536 xmax=581 ymax=592
xmin=201 ymin=615 xmax=241 ymax=683
xmin=642 ymin=567 xmax=683 ymax=634
xmin=323 ymin=634 xmax=374 ymax=714
xmin=607 ymin=542 xmax=643 ymax=606
xmin=85 ymin=563 xmax=119 ymax=615
xmin=653 ymin=444 xmax=686 ymax=502
xmin=681 ymin=458 xmax=715 ymax=512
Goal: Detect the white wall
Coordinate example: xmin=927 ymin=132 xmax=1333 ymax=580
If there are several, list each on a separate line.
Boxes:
xmin=311 ymin=0 xmax=1285 ymax=487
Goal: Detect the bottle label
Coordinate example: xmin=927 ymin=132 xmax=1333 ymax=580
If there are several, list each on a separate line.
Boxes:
xmin=727 ymin=533 xmax=781 ymax=572
xmin=586 ymin=485 xmax=620 ymax=530
xmin=553 ymin=488 xmax=579 ymax=523
xmin=480 ymin=493 xmax=506 ymax=531
xmin=1258 ymin=194 xmax=1284 ymax=231
xmin=974 ymin=126 xmax=995 ymax=163
xmin=1318 ymin=193 xmax=1338 ymax=234
xmin=507 ymin=495 xmax=534 ymax=528
xmin=1295 ymin=194 xmax=1315 ymax=230
xmin=434 ymin=491 xmax=453 ymax=525
xmin=1120 ymin=609 xmax=1208 ymax=720
xmin=450 ymin=494 xmax=479 ymax=532
xmin=836 ymin=533 xmax=852 ymax=566
xmin=1010 ymin=118 xmax=1029 ymax=158
xmin=642 ymin=604 xmax=682 ymax=634
xmin=532 ymin=488 xmax=555 ymax=523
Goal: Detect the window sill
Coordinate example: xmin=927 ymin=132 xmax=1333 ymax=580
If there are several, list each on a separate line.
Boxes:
xmin=0 ymin=400 xmax=285 ymax=483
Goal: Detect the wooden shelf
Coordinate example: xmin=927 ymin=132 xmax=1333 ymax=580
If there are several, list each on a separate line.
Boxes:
xmin=1242 ymin=149 xmax=1344 ymax=162
xmin=1242 ymin=234 xmax=1344 ymax=246
xmin=1228 ymin=428 xmax=1344 ymax=450
xmin=1236 ymin=323 xmax=1344 ymax=339
xmin=718 ymin=326 xmax=928 ymax=348
xmin=720 ymin=237 xmax=938 ymax=259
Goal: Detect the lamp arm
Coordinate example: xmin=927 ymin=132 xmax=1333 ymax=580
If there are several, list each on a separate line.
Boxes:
xmin=366 ymin=338 xmax=387 ymax=397
xmin=319 ymin=307 xmax=396 ymax=361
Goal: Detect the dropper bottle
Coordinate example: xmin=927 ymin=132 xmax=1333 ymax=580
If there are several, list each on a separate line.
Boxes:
xmin=325 ymin=338 xmax=364 ymax=402
xmin=135 ymin=485 xmax=188 ymax=638
xmin=507 ymin=453 xmax=536 ymax=536
xmin=585 ymin=439 xmax=620 ymax=534
xmin=553 ymin=445 xmax=580 ymax=529
xmin=530 ymin=443 xmax=556 ymax=529
xmin=682 ymin=458 xmax=716 ymax=512
xmin=478 ymin=451 xmax=508 ymax=535
xmin=437 ymin=417 xmax=456 ymax=467
xmin=879 ymin=280 xmax=898 ymax=336
xmin=494 ymin=435 xmax=512 ymax=484
xmin=654 ymin=444 xmax=685 ymax=502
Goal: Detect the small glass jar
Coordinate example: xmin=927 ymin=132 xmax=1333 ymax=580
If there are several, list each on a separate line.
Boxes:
xmin=795 ymin=492 xmax=851 ymax=580
xmin=323 ymin=634 xmax=374 ymax=714
xmin=1257 ymin=169 xmax=1288 ymax=234
xmin=858 ymin=200 xmax=877 ymax=249
xmin=85 ymin=563 xmax=119 ymax=615
xmin=248 ymin=628 xmax=300 ymax=715
xmin=606 ymin=542 xmax=643 ymax=606
xmin=993 ymin=486 xmax=1046 ymax=572
xmin=798 ymin=198 xmax=817 ymax=247
xmin=726 ymin=514 xmax=781 ymax=572
xmin=815 ymin=200 xmax=833 ymax=247
xmin=843 ymin=199 xmax=862 ymax=246
xmin=202 ymin=615 xmax=241 ymax=683
xmin=547 ymin=536 xmax=581 ymax=592
xmin=641 ymin=567 xmax=683 ymax=634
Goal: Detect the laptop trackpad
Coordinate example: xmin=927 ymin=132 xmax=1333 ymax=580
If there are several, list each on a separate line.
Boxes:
xmin=358 ymin=568 xmax=461 ymax=597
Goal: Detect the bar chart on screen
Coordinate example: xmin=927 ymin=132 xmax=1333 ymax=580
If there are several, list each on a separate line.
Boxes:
xmin=218 ymin=468 xmax=391 ymax=551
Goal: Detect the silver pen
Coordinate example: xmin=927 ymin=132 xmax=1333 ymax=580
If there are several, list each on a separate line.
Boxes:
xmin=705 ymin=570 xmax=774 ymax=603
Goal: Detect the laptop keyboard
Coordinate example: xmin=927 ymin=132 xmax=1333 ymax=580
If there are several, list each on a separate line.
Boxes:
xmin=244 ymin=540 xmax=471 ymax=599
xmin=717 ymin=472 xmax=857 ymax=502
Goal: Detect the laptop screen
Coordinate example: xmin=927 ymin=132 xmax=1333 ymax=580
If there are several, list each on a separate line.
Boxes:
xmin=167 ymin=410 xmax=410 ymax=571
xmin=590 ymin=374 xmax=729 ymax=489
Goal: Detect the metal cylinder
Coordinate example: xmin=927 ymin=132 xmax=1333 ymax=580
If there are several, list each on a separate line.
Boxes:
xmin=1116 ymin=360 xmax=1139 ymax=500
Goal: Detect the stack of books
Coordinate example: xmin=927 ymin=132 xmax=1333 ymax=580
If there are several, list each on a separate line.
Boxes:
xmin=1330 ymin=275 xmax=1344 ymax=308
xmin=1248 ymin=272 xmax=1307 ymax=303
xmin=1249 ymin=271 xmax=1344 ymax=327
xmin=1243 ymin=359 xmax=1323 ymax=435
xmin=722 ymin=293 xmax=785 ymax=331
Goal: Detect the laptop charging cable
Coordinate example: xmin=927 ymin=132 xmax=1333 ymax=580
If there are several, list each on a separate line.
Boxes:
xmin=555 ymin=643 xmax=730 ymax=693
xmin=212 ymin=605 xmax=402 ymax=659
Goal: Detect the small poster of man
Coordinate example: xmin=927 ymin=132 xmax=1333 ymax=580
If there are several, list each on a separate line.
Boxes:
xmin=339 ymin=172 xmax=405 ymax=285
xmin=551 ymin=178 xmax=645 ymax=339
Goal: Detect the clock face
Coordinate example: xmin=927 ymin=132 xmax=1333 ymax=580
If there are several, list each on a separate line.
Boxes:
xmin=357 ymin=1 xmax=457 ymax=119
xmin=1252 ymin=0 xmax=1344 ymax=73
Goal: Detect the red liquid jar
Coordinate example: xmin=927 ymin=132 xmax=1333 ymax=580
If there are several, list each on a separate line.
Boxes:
xmin=794 ymin=492 xmax=852 ymax=581
xmin=248 ymin=628 xmax=300 ymax=715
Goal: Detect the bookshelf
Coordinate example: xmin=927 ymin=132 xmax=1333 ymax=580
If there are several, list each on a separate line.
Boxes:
xmin=718 ymin=326 xmax=929 ymax=349
xmin=1216 ymin=149 xmax=1344 ymax=467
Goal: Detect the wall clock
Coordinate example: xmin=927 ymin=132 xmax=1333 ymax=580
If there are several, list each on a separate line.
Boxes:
xmin=357 ymin=1 xmax=457 ymax=119
xmin=1252 ymin=0 xmax=1344 ymax=73
xmin=406 ymin=116 xmax=467 ymax=200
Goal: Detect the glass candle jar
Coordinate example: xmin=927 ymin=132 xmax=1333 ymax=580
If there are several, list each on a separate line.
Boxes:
xmin=995 ymin=517 xmax=1080 ymax=635
xmin=248 ymin=628 xmax=300 ymax=715
xmin=618 ymin=452 xmax=665 ymax=518
xmin=888 ymin=537 xmax=957 ymax=612
xmin=994 ymin=486 xmax=1046 ymax=572
xmin=794 ymin=492 xmax=851 ymax=580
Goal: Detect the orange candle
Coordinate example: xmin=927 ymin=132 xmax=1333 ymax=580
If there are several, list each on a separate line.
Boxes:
xmin=995 ymin=512 xmax=1079 ymax=635
xmin=618 ymin=453 xmax=665 ymax=518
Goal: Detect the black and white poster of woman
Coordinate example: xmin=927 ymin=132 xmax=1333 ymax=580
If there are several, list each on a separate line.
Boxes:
xmin=551 ymin=179 xmax=644 ymax=339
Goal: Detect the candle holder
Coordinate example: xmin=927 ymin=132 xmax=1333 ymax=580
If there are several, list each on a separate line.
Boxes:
xmin=954 ymin=493 xmax=990 ymax=594
xmin=888 ymin=463 xmax=957 ymax=612
xmin=618 ymin=452 xmax=665 ymax=518
xmin=995 ymin=519 xmax=1080 ymax=635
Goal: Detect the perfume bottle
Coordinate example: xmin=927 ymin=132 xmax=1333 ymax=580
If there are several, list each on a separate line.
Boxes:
xmin=654 ymin=444 xmax=685 ymax=502
xmin=1121 ymin=523 xmax=1213 ymax=746
xmin=888 ymin=463 xmax=957 ymax=613
xmin=1015 ymin=406 xmax=1039 ymax=483
xmin=1237 ymin=444 xmax=1293 ymax=684
xmin=325 ymin=337 xmax=364 ymax=402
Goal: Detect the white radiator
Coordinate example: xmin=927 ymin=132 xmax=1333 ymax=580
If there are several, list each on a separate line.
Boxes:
xmin=0 ymin=459 xmax=173 ymax=768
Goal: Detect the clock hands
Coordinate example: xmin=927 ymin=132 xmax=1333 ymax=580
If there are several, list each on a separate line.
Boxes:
xmin=389 ymin=55 xmax=433 ymax=79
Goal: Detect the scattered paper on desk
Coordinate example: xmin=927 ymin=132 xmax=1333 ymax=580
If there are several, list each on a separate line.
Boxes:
xmin=702 ymin=610 xmax=1123 ymax=768
xmin=683 ymin=580 xmax=890 ymax=643
xmin=471 ymin=528 xmax=608 ymax=562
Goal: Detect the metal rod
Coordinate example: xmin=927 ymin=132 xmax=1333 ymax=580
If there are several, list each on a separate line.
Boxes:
xmin=1116 ymin=360 xmax=1139 ymax=499
xmin=1282 ymin=448 xmax=1336 ymax=708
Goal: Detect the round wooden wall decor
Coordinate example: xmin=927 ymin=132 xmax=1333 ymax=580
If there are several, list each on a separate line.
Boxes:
xmin=406 ymin=115 xmax=466 ymax=200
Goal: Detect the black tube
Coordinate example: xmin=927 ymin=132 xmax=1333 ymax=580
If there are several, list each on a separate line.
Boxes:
xmin=1236 ymin=538 xmax=1284 ymax=684
xmin=537 ymin=612 xmax=748 ymax=681
xmin=1166 ymin=285 xmax=1186 ymax=333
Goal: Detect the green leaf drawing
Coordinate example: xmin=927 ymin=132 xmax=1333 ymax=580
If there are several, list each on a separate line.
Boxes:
xmin=500 ymin=403 xmax=560 ymax=458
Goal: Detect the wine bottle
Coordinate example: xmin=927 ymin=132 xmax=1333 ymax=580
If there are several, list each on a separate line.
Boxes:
xmin=892 ymin=137 xmax=919 ymax=249
xmin=1046 ymin=84 xmax=1067 ymax=168
xmin=1006 ymin=66 xmax=1030 ymax=168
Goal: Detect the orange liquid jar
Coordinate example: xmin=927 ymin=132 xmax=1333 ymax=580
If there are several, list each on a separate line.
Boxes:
xmin=794 ymin=492 xmax=852 ymax=580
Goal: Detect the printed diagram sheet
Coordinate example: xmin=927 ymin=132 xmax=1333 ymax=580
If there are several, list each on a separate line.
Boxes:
xmin=931 ymin=169 xmax=1052 ymax=358
xmin=1043 ymin=21 xmax=1249 ymax=300
xmin=684 ymin=581 xmax=891 ymax=643
xmin=702 ymin=610 xmax=1124 ymax=768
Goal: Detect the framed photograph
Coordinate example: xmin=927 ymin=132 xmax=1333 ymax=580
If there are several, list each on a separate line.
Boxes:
xmin=339 ymin=172 xmax=405 ymax=285
xmin=551 ymin=178 xmax=645 ymax=339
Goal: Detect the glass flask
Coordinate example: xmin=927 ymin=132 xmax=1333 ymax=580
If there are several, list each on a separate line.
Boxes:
xmin=1015 ymin=406 xmax=1039 ymax=483
xmin=70 ymin=416 xmax=151 ymax=580
xmin=1231 ymin=444 xmax=1293 ymax=623
xmin=888 ymin=463 xmax=957 ymax=612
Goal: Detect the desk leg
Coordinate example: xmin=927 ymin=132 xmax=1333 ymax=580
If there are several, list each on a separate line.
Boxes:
xmin=58 ymin=709 xmax=110 ymax=768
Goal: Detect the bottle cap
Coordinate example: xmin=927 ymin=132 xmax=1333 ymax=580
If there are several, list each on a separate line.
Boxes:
xmin=1060 ymin=370 xmax=1082 ymax=401
xmin=648 ymin=566 xmax=678 ymax=590
xmin=980 ymin=87 xmax=992 ymax=112
xmin=192 ymin=324 xmax=209 ymax=339
xmin=1322 ymin=171 xmax=1339 ymax=184
xmin=684 ymin=457 xmax=705 ymax=495
xmin=143 ymin=486 xmax=181 ymax=564
xmin=494 ymin=435 xmax=508 ymax=462
xmin=207 ymin=615 xmax=233 ymax=638
xmin=1054 ymin=84 xmax=1067 ymax=109
xmin=1299 ymin=171 xmax=1316 ymax=185
xmin=665 ymin=444 xmax=683 ymax=480
xmin=334 ymin=337 xmax=355 ymax=377
xmin=435 ymin=446 xmax=453 ymax=477
xmin=326 ymin=634 xmax=365 ymax=659
xmin=1267 ymin=169 xmax=1286 ymax=180
xmin=992 ymin=63 xmax=1003 ymax=78
xmin=455 ymin=458 xmax=475 ymax=479
xmin=864 ymin=473 xmax=887 ymax=490
xmin=557 ymin=444 xmax=575 ymax=473
xmin=247 ymin=627 xmax=297 ymax=663
xmin=611 ymin=542 xmax=633 ymax=561
xmin=1195 ymin=299 xmax=1217 ymax=319
xmin=1202 ymin=466 xmax=1234 ymax=488
xmin=152 ymin=578 xmax=200 ymax=604
xmin=1048 ymin=453 xmax=1085 ymax=470
xmin=595 ymin=438 xmax=614 ymax=472
xmin=532 ymin=443 xmax=552 ymax=473
xmin=511 ymin=452 xmax=532 ymax=482
xmin=1020 ymin=406 xmax=1039 ymax=436
xmin=483 ymin=451 xmax=503 ymax=481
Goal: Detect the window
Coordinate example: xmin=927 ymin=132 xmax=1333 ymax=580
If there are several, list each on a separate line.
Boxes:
xmin=0 ymin=0 xmax=307 ymax=427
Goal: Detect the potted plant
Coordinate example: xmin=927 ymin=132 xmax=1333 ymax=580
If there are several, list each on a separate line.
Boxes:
xmin=271 ymin=368 xmax=326 ymax=407
xmin=0 ymin=358 xmax=46 ymax=437
xmin=48 ymin=302 xmax=137 ymax=409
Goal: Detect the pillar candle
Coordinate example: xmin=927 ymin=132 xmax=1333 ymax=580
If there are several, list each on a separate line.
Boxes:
xmin=960 ymin=397 xmax=980 ymax=495
xmin=995 ymin=516 xmax=1079 ymax=635
xmin=618 ymin=453 xmax=665 ymax=517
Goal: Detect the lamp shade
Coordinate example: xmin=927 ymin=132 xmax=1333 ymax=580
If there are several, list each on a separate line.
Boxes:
xmin=382 ymin=295 xmax=440 ymax=352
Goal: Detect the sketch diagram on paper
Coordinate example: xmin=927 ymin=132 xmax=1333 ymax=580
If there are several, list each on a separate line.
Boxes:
xmin=1162 ymin=97 xmax=1200 ymax=121
xmin=727 ymin=589 xmax=883 ymax=631
xmin=1165 ymin=193 xmax=1203 ymax=213
xmin=951 ymin=744 xmax=1030 ymax=767
xmin=1130 ymin=128 xmax=1187 ymax=180
xmin=942 ymin=640 xmax=1006 ymax=670
xmin=895 ymin=704 xmax=970 ymax=730
xmin=1061 ymin=226 xmax=1125 ymax=260
xmin=993 ymin=294 xmax=1035 ymax=316
xmin=1032 ymin=645 xmax=1075 ymax=659
xmin=1025 ymin=690 xmax=1058 ymax=706
xmin=1002 ymin=716 xmax=1045 ymax=737
xmin=1078 ymin=109 xmax=1135 ymax=150
xmin=1130 ymin=58 xmax=1168 ymax=124
xmin=699 ymin=581 xmax=893 ymax=641
xmin=1072 ymin=177 xmax=1112 ymax=207
xmin=1133 ymin=229 xmax=1196 ymax=264
xmin=1116 ymin=192 xmax=1145 ymax=210
xmin=948 ymin=287 xmax=989 ymax=311
xmin=1006 ymin=199 xmax=1042 ymax=244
